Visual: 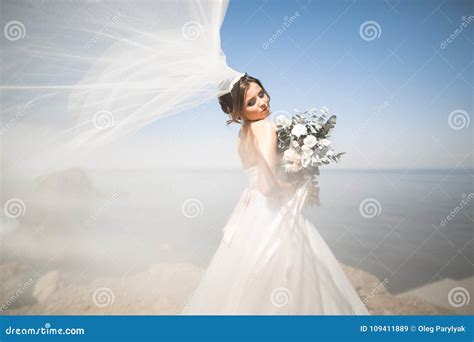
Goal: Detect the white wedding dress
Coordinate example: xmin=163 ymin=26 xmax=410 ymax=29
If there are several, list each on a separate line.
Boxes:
xmin=181 ymin=119 xmax=369 ymax=315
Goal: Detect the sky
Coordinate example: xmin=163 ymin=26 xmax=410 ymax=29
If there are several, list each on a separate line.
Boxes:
xmin=139 ymin=0 xmax=473 ymax=170
xmin=1 ymin=0 xmax=473 ymax=171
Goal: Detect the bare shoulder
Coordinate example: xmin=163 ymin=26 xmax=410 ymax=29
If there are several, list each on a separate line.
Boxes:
xmin=249 ymin=118 xmax=276 ymax=138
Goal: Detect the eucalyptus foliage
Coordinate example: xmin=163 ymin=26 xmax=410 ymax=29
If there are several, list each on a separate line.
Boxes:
xmin=275 ymin=107 xmax=345 ymax=206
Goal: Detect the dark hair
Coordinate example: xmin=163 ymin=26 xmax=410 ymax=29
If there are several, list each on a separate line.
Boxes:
xmin=218 ymin=74 xmax=270 ymax=125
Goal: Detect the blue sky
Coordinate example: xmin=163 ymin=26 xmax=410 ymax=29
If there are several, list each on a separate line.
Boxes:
xmin=140 ymin=0 xmax=473 ymax=170
xmin=1 ymin=0 xmax=472 ymax=171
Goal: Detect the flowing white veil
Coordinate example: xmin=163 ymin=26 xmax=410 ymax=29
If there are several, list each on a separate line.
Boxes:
xmin=1 ymin=0 xmax=244 ymax=313
xmin=2 ymin=0 xmax=243 ymax=173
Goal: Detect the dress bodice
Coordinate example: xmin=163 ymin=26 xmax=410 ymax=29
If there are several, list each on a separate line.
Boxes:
xmin=244 ymin=165 xmax=258 ymax=189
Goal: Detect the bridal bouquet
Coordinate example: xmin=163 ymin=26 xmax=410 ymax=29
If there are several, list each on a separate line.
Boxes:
xmin=275 ymin=107 xmax=345 ymax=206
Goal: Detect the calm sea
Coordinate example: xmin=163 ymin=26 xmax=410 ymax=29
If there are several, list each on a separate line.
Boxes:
xmin=3 ymin=168 xmax=473 ymax=295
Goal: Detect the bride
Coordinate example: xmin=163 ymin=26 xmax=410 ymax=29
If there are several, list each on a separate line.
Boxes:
xmin=181 ymin=74 xmax=370 ymax=315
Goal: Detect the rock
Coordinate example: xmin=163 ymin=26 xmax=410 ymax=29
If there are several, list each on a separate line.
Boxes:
xmin=0 ymin=262 xmax=36 ymax=310
xmin=33 ymin=168 xmax=96 ymax=196
xmin=0 ymin=261 xmax=457 ymax=315
xmin=33 ymin=271 xmax=60 ymax=303
xmin=340 ymin=263 xmax=455 ymax=315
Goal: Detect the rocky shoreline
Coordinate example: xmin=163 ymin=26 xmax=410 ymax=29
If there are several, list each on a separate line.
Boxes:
xmin=1 ymin=261 xmax=455 ymax=315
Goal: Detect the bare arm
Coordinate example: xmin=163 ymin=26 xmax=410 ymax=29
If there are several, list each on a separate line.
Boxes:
xmin=251 ymin=120 xmax=294 ymax=197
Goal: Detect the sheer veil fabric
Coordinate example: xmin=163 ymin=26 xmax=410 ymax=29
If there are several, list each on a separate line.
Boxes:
xmin=2 ymin=0 xmax=243 ymax=175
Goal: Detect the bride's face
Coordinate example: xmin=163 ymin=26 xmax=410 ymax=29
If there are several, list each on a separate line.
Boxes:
xmin=240 ymin=82 xmax=270 ymax=121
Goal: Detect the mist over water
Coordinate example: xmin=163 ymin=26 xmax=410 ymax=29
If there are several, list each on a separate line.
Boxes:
xmin=2 ymin=167 xmax=472 ymax=298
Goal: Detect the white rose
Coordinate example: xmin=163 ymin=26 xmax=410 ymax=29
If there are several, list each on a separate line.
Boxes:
xmin=291 ymin=124 xmax=307 ymax=138
xmin=283 ymin=148 xmax=299 ymax=162
xmin=275 ymin=115 xmax=291 ymax=129
xmin=301 ymin=145 xmax=313 ymax=153
xmin=285 ymin=162 xmax=302 ymax=173
xmin=303 ymin=135 xmax=317 ymax=148
xmin=319 ymin=138 xmax=331 ymax=146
